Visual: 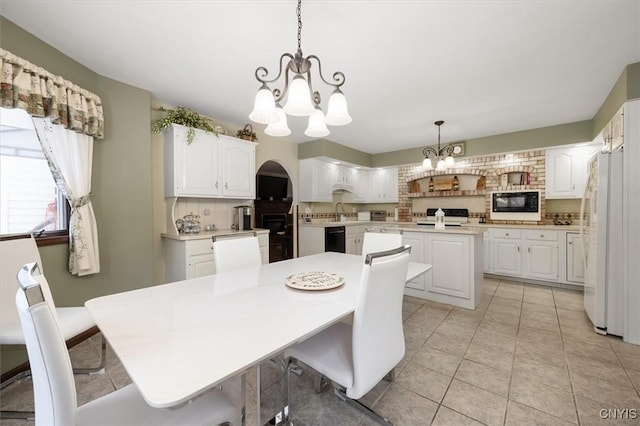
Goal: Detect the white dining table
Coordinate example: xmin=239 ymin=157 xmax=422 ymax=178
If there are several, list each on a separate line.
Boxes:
xmin=85 ymin=252 xmax=431 ymax=421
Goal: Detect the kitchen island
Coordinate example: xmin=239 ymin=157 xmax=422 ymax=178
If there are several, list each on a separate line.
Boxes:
xmin=299 ymin=221 xmax=485 ymax=309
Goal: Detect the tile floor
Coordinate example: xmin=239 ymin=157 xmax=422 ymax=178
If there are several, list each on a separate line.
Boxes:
xmin=2 ymin=278 xmax=640 ymax=425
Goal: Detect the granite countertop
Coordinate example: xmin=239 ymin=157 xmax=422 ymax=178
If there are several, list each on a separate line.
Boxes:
xmin=161 ymin=228 xmax=269 ymax=241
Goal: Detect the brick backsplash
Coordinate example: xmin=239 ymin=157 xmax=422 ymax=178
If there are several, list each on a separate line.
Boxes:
xmin=400 ymin=150 xmax=548 ymax=225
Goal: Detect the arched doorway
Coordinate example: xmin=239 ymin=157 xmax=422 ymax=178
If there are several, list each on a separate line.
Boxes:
xmin=255 ymin=160 xmax=293 ymax=262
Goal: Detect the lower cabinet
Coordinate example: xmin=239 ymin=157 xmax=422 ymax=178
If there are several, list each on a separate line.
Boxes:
xmin=566 ymin=232 xmax=584 ymax=284
xmin=402 ymin=231 xmax=482 ymax=309
xmin=486 ymin=228 xmax=577 ymax=285
xmin=163 ymin=232 xmax=269 ymax=283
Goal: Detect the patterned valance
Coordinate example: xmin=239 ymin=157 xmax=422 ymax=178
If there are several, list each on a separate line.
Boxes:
xmin=0 ymin=48 xmax=104 ymax=139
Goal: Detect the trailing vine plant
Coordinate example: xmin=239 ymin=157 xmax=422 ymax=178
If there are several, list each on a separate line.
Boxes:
xmin=152 ymin=106 xmax=218 ymax=144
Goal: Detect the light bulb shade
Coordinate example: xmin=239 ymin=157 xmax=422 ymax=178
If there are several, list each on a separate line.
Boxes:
xmin=436 ymin=158 xmax=446 ymax=171
xmin=445 ymin=155 xmax=455 ymax=167
xmin=264 ymin=105 xmax=291 ymax=137
xmin=423 ymin=157 xmax=433 ymax=170
xmin=325 ymin=88 xmax=352 ymax=126
xmin=249 ymin=85 xmax=277 ymax=124
xmin=304 ymin=107 xmax=330 ymax=138
xmin=283 ymin=75 xmax=315 ymax=116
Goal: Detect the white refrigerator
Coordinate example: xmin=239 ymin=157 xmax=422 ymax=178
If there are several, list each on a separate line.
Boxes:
xmin=580 ymin=149 xmax=623 ymax=336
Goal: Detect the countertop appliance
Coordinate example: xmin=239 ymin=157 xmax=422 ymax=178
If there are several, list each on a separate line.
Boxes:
xmin=580 ymin=149 xmax=623 ymax=336
xmin=417 ymin=208 xmax=469 ymax=226
xmin=490 ymin=190 xmax=541 ymax=221
xmin=325 ymin=226 xmax=346 ymax=253
xmin=370 ymin=210 xmax=387 ymax=221
xmin=233 ymin=205 xmax=253 ymax=231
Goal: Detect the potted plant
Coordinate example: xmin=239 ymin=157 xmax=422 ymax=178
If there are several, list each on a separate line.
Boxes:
xmin=152 ymin=106 xmax=218 ymax=144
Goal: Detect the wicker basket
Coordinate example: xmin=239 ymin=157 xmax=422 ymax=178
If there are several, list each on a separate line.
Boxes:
xmin=236 ymin=124 xmax=257 ymax=141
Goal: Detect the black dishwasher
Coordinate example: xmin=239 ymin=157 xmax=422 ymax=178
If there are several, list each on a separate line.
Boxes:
xmin=325 ymin=226 xmax=346 ymax=253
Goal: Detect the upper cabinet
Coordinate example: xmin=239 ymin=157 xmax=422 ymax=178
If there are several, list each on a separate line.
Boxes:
xmin=368 ymin=168 xmax=398 ymax=202
xmin=299 ymin=158 xmax=398 ymax=203
xmin=164 ymin=124 xmax=256 ymax=199
xmin=545 ymin=142 xmax=600 ymax=199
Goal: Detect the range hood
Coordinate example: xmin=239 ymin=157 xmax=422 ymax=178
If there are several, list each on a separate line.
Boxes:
xmin=332 ymin=183 xmax=354 ymax=193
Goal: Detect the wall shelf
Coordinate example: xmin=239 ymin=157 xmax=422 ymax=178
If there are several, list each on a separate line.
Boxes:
xmin=408 ymin=190 xmax=486 ymax=198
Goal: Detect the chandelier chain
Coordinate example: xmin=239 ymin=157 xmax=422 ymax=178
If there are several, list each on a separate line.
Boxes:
xmin=297 ymin=0 xmax=302 ymax=49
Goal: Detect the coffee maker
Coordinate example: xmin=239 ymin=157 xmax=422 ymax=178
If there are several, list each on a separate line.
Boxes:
xmin=233 ymin=205 xmax=253 ymax=231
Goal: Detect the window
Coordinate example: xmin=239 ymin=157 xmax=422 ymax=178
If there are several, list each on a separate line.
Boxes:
xmin=0 ymin=108 xmax=69 ymax=244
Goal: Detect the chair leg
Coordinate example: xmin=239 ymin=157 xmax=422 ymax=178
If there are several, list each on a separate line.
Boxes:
xmin=313 ymin=373 xmax=328 ymax=393
xmin=0 ymin=410 xmax=35 ymax=420
xmin=334 ymin=386 xmax=394 ymax=425
xmin=72 ymin=333 xmax=107 ymax=375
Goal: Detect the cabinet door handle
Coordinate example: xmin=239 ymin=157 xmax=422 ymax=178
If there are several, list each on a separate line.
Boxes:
xmin=505 ymin=233 xmax=509 ymax=236
xmin=517 ymin=246 xmax=520 ymax=252
xmin=568 ymin=241 xmax=573 ymax=245
xmin=215 ymin=181 xmax=218 ymax=189
xmin=528 ymin=247 xmax=531 ymax=253
xmin=540 ymin=234 xmax=544 ymax=238
xmin=225 ymin=182 xmax=228 ymax=190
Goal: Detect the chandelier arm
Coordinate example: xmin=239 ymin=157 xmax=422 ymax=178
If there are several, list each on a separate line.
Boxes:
xmin=422 ymin=147 xmax=438 ymax=158
xmin=441 ymin=145 xmax=456 ymax=156
xmin=307 ymin=55 xmax=346 ymax=88
xmin=254 ymin=52 xmax=295 ymax=85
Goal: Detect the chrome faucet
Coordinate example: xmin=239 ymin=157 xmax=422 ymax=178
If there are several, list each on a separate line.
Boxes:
xmin=335 ymin=202 xmax=346 ymax=222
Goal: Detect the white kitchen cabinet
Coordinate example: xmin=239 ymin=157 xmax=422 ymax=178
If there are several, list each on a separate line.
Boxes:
xmin=368 ymin=168 xmax=398 ymax=202
xmin=346 ymin=225 xmax=366 ymax=255
xmin=426 ymin=234 xmax=472 ymax=299
xmin=220 ymin=137 xmax=256 ymax=198
xmin=566 ymin=232 xmax=584 ymax=284
xmin=402 ymin=232 xmax=425 ymax=291
xmin=545 ymin=142 xmax=600 ymax=199
xmin=483 ymin=236 xmax=491 ymax=273
xmin=298 ymin=225 xmax=325 ymax=256
xmin=299 ymin=159 xmax=334 ymax=202
xmin=352 ymin=168 xmax=370 ymax=202
xmin=491 ymin=228 xmax=522 ymax=276
xmin=163 ymin=232 xmax=269 ymax=282
xmin=523 ymin=230 xmax=558 ymax=281
xmin=164 ymin=124 xmax=257 ymax=199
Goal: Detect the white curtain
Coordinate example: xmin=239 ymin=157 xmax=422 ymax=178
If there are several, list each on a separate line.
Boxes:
xmin=32 ymin=117 xmax=100 ymax=276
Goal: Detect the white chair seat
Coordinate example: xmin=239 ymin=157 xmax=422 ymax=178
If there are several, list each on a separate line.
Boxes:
xmin=286 ymin=322 xmax=354 ymax=389
xmin=76 ymin=382 xmax=240 ymax=426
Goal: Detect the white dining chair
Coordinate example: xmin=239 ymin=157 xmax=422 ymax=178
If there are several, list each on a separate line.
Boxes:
xmin=212 ymin=234 xmax=262 ymax=273
xmin=284 ymin=245 xmax=411 ymax=424
xmin=360 ymin=230 xmax=403 ymax=261
xmin=0 ymin=235 xmax=105 ymax=419
xmin=15 ymin=262 xmax=241 ymax=426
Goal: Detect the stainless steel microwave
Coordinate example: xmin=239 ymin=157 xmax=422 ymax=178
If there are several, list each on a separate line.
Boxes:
xmin=490 ymin=190 xmax=541 ymax=221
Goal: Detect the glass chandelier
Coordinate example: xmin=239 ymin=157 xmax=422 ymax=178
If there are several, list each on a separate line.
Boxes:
xmin=249 ymin=0 xmax=352 ymax=138
xmin=423 ymin=120 xmax=455 ymax=171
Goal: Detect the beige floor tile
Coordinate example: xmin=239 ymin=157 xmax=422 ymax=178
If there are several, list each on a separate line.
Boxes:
xmin=562 ymin=335 xmax=620 ymax=366
xmin=570 ymin=371 xmax=640 ymax=408
xmin=454 ymin=359 xmax=511 ymax=397
xmin=618 ymin=353 xmax=640 ymax=372
xmin=442 ymin=379 xmax=507 ymax=426
xmin=426 ymin=330 xmax=472 ymax=357
xmin=609 ymin=336 xmax=640 ymax=357
xmin=477 ymin=319 xmax=519 ymax=338
xmin=464 ymin=341 xmax=514 ymax=371
xmin=373 ymin=383 xmax=438 ymax=426
xmin=472 ymin=327 xmax=517 ymax=354
xmin=494 ymin=288 xmax=524 ymax=302
xmin=396 ymin=361 xmax=452 ymax=403
xmin=74 ymin=373 xmax=116 ymax=407
xmin=506 ymin=400 xmax=576 ymax=425
xmin=483 ymin=309 xmax=521 ymax=326
xmin=513 ymin=354 xmax=571 ymax=391
xmin=567 ymin=352 xmax=633 ymax=387
xmin=489 ymin=295 xmax=523 ymax=310
xmin=412 ymin=345 xmax=462 ymax=377
xmin=509 ymin=373 xmax=577 ymax=423
xmin=402 ymin=300 xmax=423 ymax=314
xmin=432 ymin=406 xmax=484 ymax=425
xmin=520 ymin=316 xmax=561 ymax=332
xmin=436 ymin=319 xmax=478 ymax=339
xmin=518 ymin=325 xmax=564 ymax=351
xmin=575 ymin=395 xmax=640 ymax=426
xmin=627 ymin=368 xmax=640 ymax=391
xmin=515 ymin=340 xmax=567 ymax=368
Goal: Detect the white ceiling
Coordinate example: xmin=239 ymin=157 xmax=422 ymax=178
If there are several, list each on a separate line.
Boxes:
xmin=2 ymin=1 xmax=638 ymax=154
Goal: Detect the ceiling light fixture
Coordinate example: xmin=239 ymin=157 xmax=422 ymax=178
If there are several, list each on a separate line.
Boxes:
xmin=422 ymin=120 xmax=458 ymax=172
xmin=249 ymin=0 xmax=351 ymax=138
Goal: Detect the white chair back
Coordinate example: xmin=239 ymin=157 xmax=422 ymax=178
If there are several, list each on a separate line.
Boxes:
xmin=0 ymin=235 xmax=59 ymax=344
xmin=16 ymin=263 xmax=77 ymax=426
xmin=213 ymin=235 xmax=262 ymax=273
xmin=360 ymin=231 xmax=402 ymax=261
xmin=350 ymin=245 xmax=410 ymax=399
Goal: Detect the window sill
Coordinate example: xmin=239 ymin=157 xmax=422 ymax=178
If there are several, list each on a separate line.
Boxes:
xmin=36 ymin=232 xmax=69 ymax=247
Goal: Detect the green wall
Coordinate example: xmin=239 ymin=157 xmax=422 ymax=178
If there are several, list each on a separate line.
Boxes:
xmin=1 ymin=17 xmax=154 ymax=373
xmin=298 ymin=139 xmax=372 ymax=167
